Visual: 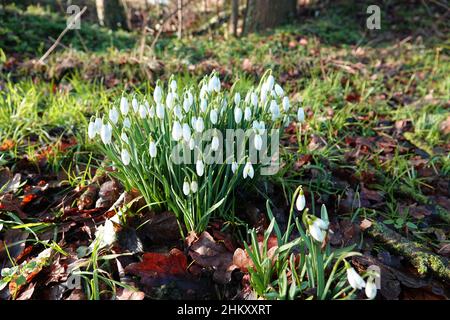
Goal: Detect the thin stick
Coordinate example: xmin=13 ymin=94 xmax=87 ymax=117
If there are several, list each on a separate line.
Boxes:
xmin=38 ymin=6 xmax=87 ymax=64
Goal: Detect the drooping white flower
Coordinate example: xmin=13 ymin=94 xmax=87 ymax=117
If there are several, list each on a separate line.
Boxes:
xmin=296 ymin=188 xmax=305 ymax=211
xmin=100 ymin=122 xmax=112 ymax=144
xmin=173 ymin=105 xmax=182 ymax=119
xmin=190 ymin=180 xmax=198 ymax=193
xmin=183 ymin=180 xmax=190 ymax=196
xmin=182 ymin=123 xmax=191 ymax=142
xmin=148 ymin=105 xmax=155 ymax=118
xmin=172 ymin=121 xmax=182 ymax=141
xmin=297 ymin=107 xmax=305 ymax=123
xmin=121 ymin=132 xmax=129 ymax=143
xmin=266 ymin=75 xmax=275 ymax=91
xmin=282 ymin=96 xmax=290 ymax=112
xmin=309 ymin=222 xmax=326 ymax=242
xmin=120 ymin=97 xmax=129 ymax=115
xmin=191 ymin=116 xmax=197 ymax=129
xmin=132 ymin=98 xmax=138 ymax=113
xmin=153 ymin=85 xmax=162 ymax=104
xmin=200 ymin=98 xmax=208 ymax=113
xmin=166 ymin=92 xmax=175 ymax=109
xmin=254 ymin=134 xmax=262 ymax=151
xmin=260 ymin=86 xmax=268 ymax=104
xmin=196 ymin=159 xmax=205 ymax=176
xmin=156 ymin=103 xmax=165 ymax=119
xmin=88 ymin=120 xmax=96 ymax=139
xmin=195 ymin=117 xmax=204 ymax=133
xmin=346 ymin=264 xmax=366 ymax=290
xmin=251 ymin=92 xmax=258 ymax=107
xmin=269 ymin=100 xmax=280 ymax=119
xmin=234 ymin=92 xmax=241 ymax=106
xmin=170 ymin=79 xmax=177 ymax=92
xmin=121 ymin=148 xmax=131 ymax=165
xmin=189 ymin=138 xmax=195 ymax=150
xmin=200 ymin=84 xmax=208 ymax=99
xmin=231 ymin=161 xmax=238 ymax=174
xmin=94 ymin=117 xmax=102 ymax=135
xmin=210 ymin=109 xmax=218 ymax=125
xmin=234 ymin=107 xmax=243 ymax=124
xmin=139 ymin=104 xmax=147 ymax=119
xmin=244 ymin=107 xmax=252 ymax=121
xmin=211 ymin=135 xmax=219 ymax=151
xmin=365 ymin=276 xmax=377 ymax=299
xmin=183 ymin=91 xmax=193 ymax=113
xmin=243 ymin=161 xmax=254 ymax=179
xmin=123 ymin=117 xmax=131 ymax=129
xmin=109 ymin=107 xmax=119 ymax=125
xmin=149 ymin=140 xmax=157 ymax=158
xmin=208 ymin=75 xmax=220 ymax=92
xmin=274 ymin=83 xmax=284 ymax=97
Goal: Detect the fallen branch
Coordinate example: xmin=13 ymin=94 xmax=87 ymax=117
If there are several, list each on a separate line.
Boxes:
xmin=365 ymin=221 xmax=450 ymax=282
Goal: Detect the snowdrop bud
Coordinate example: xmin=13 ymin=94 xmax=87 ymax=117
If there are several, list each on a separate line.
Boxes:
xmin=109 ymin=107 xmax=119 ymax=125
xmin=234 ymin=107 xmax=243 ymax=124
xmin=266 ymin=75 xmax=275 ymax=91
xmin=166 ymin=92 xmax=175 ymax=109
xmin=153 ymin=85 xmax=162 ymax=104
xmin=234 ymin=92 xmax=241 ymax=106
xmin=365 ymin=276 xmax=377 ymax=299
xmin=94 ymin=117 xmax=102 ymax=135
xmin=139 ymin=104 xmax=147 ymax=119
xmin=132 ymin=98 xmax=138 ymax=113
xmin=208 ymin=75 xmax=220 ymax=92
xmin=121 ymin=148 xmax=131 ymax=166
xmin=173 ymin=105 xmax=182 ymax=119
xmin=172 ymin=121 xmax=182 ymax=141
xmin=245 ymin=91 xmax=251 ymax=104
xmin=123 ymin=117 xmax=131 ymax=129
xmin=88 ymin=120 xmax=96 ymax=139
xmin=196 ymin=159 xmax=204 ymax=177
xmin=183 ymin=180 xmax=190 ymax=196
xmin=309 ymin=222 xmax=326 ymax=242
xmin=282 ymin=96 xmax=290 ymax=112
xmin=190 ymin=180 xmax=198 ymax=193
xmin=189 ymin=138 xmax=195 ymax=150
xmin=243 ymin=161 xmax=254 ymax=179
xmin=121 ymin=132 xmax=129 ymax=144
xmin=210 ymin=109 xmax=218 ymax=125
xmin=275 ymin=84 xmax=284 ymax=97
xmin=182 ymin=123 xmax=191 ymax=142
xmin=231 ymin=161 xmax=238 ymax=174
xmin=296 ymin=188 xmax=305 ymax=211
xmin=345 ymin=262 xmax=366 ymax=290
xmin=148 ymin=105 xmax=155 ymax=118
xmin=211 ymin=135 xmax=219 ymax=151
xmin=260 ymin=87 xmax=268 ymax=104
xmin=200 ymin=98 xmax=208 ymax=113
xmin=200 ymin=85 xmax=208 ymax=99
xmin=120 ymin=97 xmax=129 ymax=115
xmin=195 ymin=117 xmax=204 ymax=133
xmin=297 ymin=107 xmax=305 ymax=123
xmin=244 ymin=107 xmax=252 ymax=121
xmin=156 ymin=103 xmax=165 ymax=119
xmin=183 ymin=96 xmax=191 ymax=113
xmin=254 ymin=134 xmax=262 ymax=151
xmin=170 ymin=79 xmax=177 ymax=92
xmin=149 ymin=140 xmax=157 ymax=158
xmin=191 ymin=116 xmax=197 ymax=128
xmin=270 ymin=100 xmax=279 ymax=116
xmin=100 ymin=123 xmax=112 ymax=144
xmin=251 ymin=92 xmax=258 ymax=107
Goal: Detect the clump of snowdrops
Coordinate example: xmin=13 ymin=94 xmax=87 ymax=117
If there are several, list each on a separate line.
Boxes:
xmin=88 ymin=71 xmax=302 ymax=234
xmin=245 ymin=186 xmax=379 ymax=300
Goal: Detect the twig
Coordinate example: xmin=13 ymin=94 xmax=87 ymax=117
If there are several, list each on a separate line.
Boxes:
xmin=38 ymin=6 xmax=87 ymax=64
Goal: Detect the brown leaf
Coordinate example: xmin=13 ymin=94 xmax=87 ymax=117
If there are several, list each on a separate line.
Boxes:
xmin=126 ymin=248 xmax=187 ymax=278
xmin=439 ymin=115 xmax=450 ymax=135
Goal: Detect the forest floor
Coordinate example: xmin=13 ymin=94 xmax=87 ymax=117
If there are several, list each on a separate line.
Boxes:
xmin=0 ymin=1 xmax=449 ymax=300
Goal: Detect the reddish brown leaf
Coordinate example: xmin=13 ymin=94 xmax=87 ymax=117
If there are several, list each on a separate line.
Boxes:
xmin=126 ymin=248 xmax=187 ymax=278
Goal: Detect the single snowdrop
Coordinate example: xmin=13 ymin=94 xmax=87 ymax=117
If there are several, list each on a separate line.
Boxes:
xmin=156 ymin=103 xmax=165 ymax=119
xmin=243 ymin=161 xmax=254 ymax=179
xmin=132 ymin=97 xmax=138 ymax=113
xmin=200 ymin=98 xmax=208 ymax=113
xmin=183 ymin=179 xmax=190 ymax=196
xmin=234 ymin=92 xmax=241 ymax=106
xmin=139 ymin=104 xmax=147 ymax=119
xmin=365 ymin=276 xmax=377 ymax=300
xmin=190 ymin=180 xmax=198 ymax=193
xmin=195 ymin=117 xmax=204 ymax=133
xmin=120 ymin=96 xmax=129 ymax=115
xmin=173 ymin=105 xmax=182 ymax=119
xmin=120 ymin=132 xmax=129 ymax=144
xmin=266 ymin=75 xmax=275 ymax=91
xmin=345 ymin=261 xmax=366 ymax=290
xmin=254 ymin=134 xmax=263 ymax=151
xmin=244 ymin=107 xmax=252 ymax=121
xmin=251 ymin=91 xmax=258 ymax=107
xmin=153 ymin=85 xmax=162 ymax=104
xmin=282 ymin=96 xmax=290 ymax=112
xmin=211 ymin=134 xmax=219 ymax=151
xmin=274 ymin=83 xmax=284 ymax=97
xmin=296 ymin=187 xmax=305 ymax=211
xmin=94 ymin=117 xmax=102 ymax=135
xmin=121 ymin=148 xmax=131 ymax=166
xmin=100 ymin=122 xmax=112 ymax=144
xmin=166 ymin=92 xmax=175 ymax=109
xmin=182 ymin=123 xmax=191 ymax=142
xmin=123 ymin=117 xmax=131 ymax=129
xmin=196 ymin=159 xmax=205 ymax=176
xmin=109 ymin=107 xmax=119 ymax=125
xmin=189 ymin=138 xmax=195 ymax=150
xmin=231 ymin=161 xmax=238 ymax=174
xmin=208 ymin=75 xmax=220 ymax=92
xmin=172 ymin=121 xmax=182 ymax=141
xmin=269 ymin=100 xmax=280 ymax=119
xmin=88 ymin=120 xmax=96 ymax=139
xmin=297 ymin=107 xmax=305 ymax=123
xmin=234 ymin=107 xmax=243 ymax=124
xmin=149 ymin=140 xmax=157 ymax=158
xmin=170 ymin=79 xmax=177 ymax=92
xmin=210 ymin=109 xmax=218 ymax=125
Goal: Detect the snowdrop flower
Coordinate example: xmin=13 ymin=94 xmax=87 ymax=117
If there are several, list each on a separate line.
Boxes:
xmin=183 ymin=91 xmax=193 ymax=112
xmin=109 ymin=107 xmax=119 ymax=125
xmin=148 ymin=105 xmax=155 ymax=118
xmin=196 ymin=159 xmax=205 ymax=177
xmin=234 ymin=92 xmax=241 ymax=106
xmin=191 ymin=116 xmax=197 ymax=129
xmin=200 ymin=98 xmax=208 ymax=113
xmin=195 ymin=117 xmax=204 ymax=133
xmin=173 ymin=105 xmax=182 ymax=119
xmin=243 ymin=161 xmax=254 ymax=179
xmin=308 ymin=219 xmax=326 ymax=242
xmin=132 ymin=98 xmax=138 ymax=113
xmin=100 ymin=122 xmax=112 ymax=144
xmin=88 ymin=120 xmax=96 ymax=139
xmin=153 ymin=85 xmax=162 ymax=104
xmin=245 ymin=91 xmax=251 ymax=104
xmin=190 ymin=180 xmax=198 ymax=193
xmin=139 ymin=104 xmax=147 ymax=119
xmin=149 ymin=140 xmax=157 ymax=158
xmin=260 ymin=87 xmax=268 ymax=104
xmin=231 ymin=161 xmax=238 ymax=174
xmin=345 ymin=261 xmax=366 ymax=290
xmin=282 ymin=96 xmax=290 ymax=112
xmin=254 ymin=134 xmax=262 ymax=151
xmin=182 ymin=123 xmax=191 ymax=142
xmin=189 ymin=138 xmax=195 ymax=150
xmin=172 ymin=121 xmax=182 ymax=141
xmin=183 ymin=179 xmax=190 ymax=196
xmin=94 ymin=117 xmax=102 ymax=135
xmin=170 ymin=79 xmax=177 ymax=92
xmin=208 ymin=75 xmax=220 ymax=92
xmin=297 ymin=107 xmax=305 ymax=123
xmin=274 ymin=83 xmax=284 ymax=97
xmin=156 ymin=103 xmax=165 ymax=119
xmin=251 ymin=92 xmax=258 ymax=107
xmin=234 ymin=107 xmax=243 ymax=124
xmin=120 ymin=132 xmax=129 ymax=144
xmin=269 ymin=100 xmax=280 ymax=119
xmin=211 ymin=134 xmax=219 ymax=151
xmin=244 ymin=107 xmax=252 ymax=121
xmin=121 ymin=148 xmax=131 ymax=166
xmin=200 ymin=84 xmax=208 ymax=99
xmin=210 ymin=109 xmax=218 ymax=124
xmin=365 ymin=276 xmax=377 ymax=299
xmin=166 ymin=92 xmax=175 ymax=109
xmin=123 ymin=117 xmax=131 ymax=129
xmin=120 ymin=97 xmax=129 ymax=115
xmin=266 ymin=75 xmax=275 ymax=91
xmin=296 ymin=187 xmax=305 ymax=211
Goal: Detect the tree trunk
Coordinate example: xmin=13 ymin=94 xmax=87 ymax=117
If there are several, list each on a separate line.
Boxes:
xmin=177 ymin=0 xmax=183 ymax=39
xmin=96 ymin=0 xmax=128 ymax=30
xmin=229 ymin=0 xmax=239 ymax=36
xmin=243 ymin=0 xmax=296 ymax=34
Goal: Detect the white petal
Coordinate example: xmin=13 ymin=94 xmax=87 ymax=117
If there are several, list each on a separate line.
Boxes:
xmin=231 ymin=161 xmax=238 ymax=174
xmin=132 ymin=98 xmax=138 ymax=112
xmin=121 ymin=149 xmax=130 ymax=165
xmin=365 ymin=277 xmax=377 ymax=299
xmin=88 ymin=121 xmax=96 ymax=139
xmin=254 ymin=134 xmax=262 ymax=150
xmin=297 ymin=107 xmax=305 ymax=123
xmin=244 ymin=107 xmax=252 ymax=121
xmin=196 ymin=160 xmax=204 ymax=176
xmin=234 ymin=92 xmax=241 ymax=106
xmin=120 ymin=97 xmax=129 ymax=115
xmin=183 ymin=181 xmax=190 ymax=196
xmin=211 ymin=136 xmax=219 ymax=151
xmin=154 ymin=85 xmax=162 ymax=104
xmin=190 ymin=181 xmax=198 ymax=193
xmin=347 ymin=268 xmax=366 ymax=290
xmin=149 ymin=141 xmax=157 ymax=158
xmin=182 ymin=123 xmax=191 ymax=142
xmin=282 ymin=96 xmax=290 ymax=112
xmin=210 ymin=109 xmax=218 ymax=124
xmin=234 ymin=108 xmax=242 ymax=124
xmin=296 ymin=193 xmax=305 ymax=211
xmin=309 ymin=224 xmax=325 ymax=242
xmin=172 ymin=121 xmax=182 ymax=141
xmin=139 ymin=104 xmax=147 ymax=118
xmin=275 ymin=84 xmax=284 ymax=97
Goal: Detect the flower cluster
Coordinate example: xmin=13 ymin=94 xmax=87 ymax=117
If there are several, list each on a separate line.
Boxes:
xmin=88 ymin=71 xmax=302 ymax=233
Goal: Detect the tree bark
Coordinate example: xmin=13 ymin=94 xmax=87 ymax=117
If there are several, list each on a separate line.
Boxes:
xmin=177 ymin=0 xmax=183 ymax=39
xmin=95 ymin=0 xmax=128 ymax=30
xmin=229 ymin=0 xmax=239 ymax=36
xmin=243 ymin=0 xmax=296 ymax=34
